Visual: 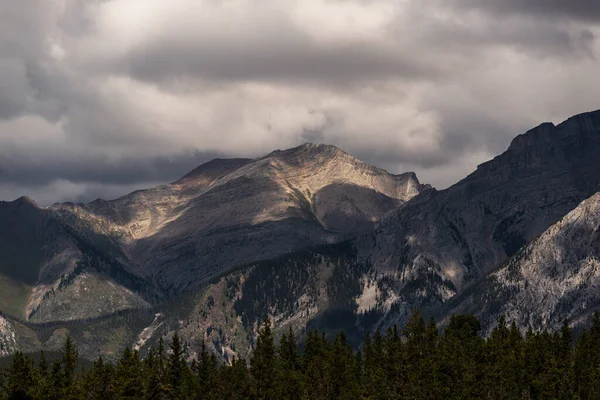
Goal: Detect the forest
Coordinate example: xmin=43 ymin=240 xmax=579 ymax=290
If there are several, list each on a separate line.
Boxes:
xmin=2 ymin=309 xmax=600 ymax=400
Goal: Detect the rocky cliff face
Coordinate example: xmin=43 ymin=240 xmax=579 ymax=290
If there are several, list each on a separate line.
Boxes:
xmin=0 ymin=315 xmax=17 ymax=357
xmin=50 ymin=143 xmax=426 ymax=292
xmin=443 ymin=192 xmax=600 ymax=333
xmin=356 ymin=110 xmax=600 ymax=327
xmin=0 ymin=196 xmax=163 ymax=324
xmin=3 ymin=110 xmax=600 ymax=361
xmin=0 ymin=143 xmax=426 ymax=327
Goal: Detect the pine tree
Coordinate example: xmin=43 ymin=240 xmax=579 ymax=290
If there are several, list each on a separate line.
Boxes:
xmin=555 ymin=318 xmax=574 ymax=398
xmin=383 ymin=326 xmax=402 ymax=400
xmin=218 ymin=356 xmax=251 ymax=400
xmin=48 ymin=359 xmax=63 ymax=400
xmin=0 ymin=369 xmax=7 ymax=400
xmin=143 ymin=346 xmax=169 ymax=400
xmin=196 ymin=339 xmax=217 ymax=400
xmin=250 ymin=317 xmax=276 ymax=400
xmin=168 ymin=333 xmax=188 ymax=399
xmin=275 ymin=327 xmax=302 ymax=400
xmin=6 ymin=351 xmax=34 ymax=399
xmin=402 ymin=308 xmax=427 ymax=398
xmin=31 ymin=351 xmax=51 ymax=400
xmin=115 ymin=347 xmax=143 ymax=399
xmin=330 ymin=331 xmax=359 ymax=400
xmin=586 ymin=312 xmax=600 ymax=397
xmin=302 ymin=329 xmax=328 ymax=400
xmin=59 ymin=335 xmax=80 ymax=399
xmin=83 ymin=355 xmax=115 ymax=400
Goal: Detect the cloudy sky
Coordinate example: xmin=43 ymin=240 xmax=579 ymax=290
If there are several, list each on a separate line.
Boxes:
xmin=1 ymin=0 xmax=599 ymax=204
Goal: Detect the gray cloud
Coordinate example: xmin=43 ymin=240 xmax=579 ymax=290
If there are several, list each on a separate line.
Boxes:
xmin=0 ymin=151 xmax=219 ymax=187
xmin=448 ymin=0 xmax=600 ymax=22
xmin=0 ymin=0 xmax=599 ymax=204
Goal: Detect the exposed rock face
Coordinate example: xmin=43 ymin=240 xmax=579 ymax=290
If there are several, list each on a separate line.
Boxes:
xmin=0 ymin=196 xmax=75 ymax=286
xmin=28 ymin=272 xmax=151 ymax=323
xmin=0 ymin=197 xmax=161 ymax=324
xmin=444 ymin=192 xmax=600 ymax=333
xmin=359 ymin=110 xmax=600 ymax=326
xmin=51 ymin=143 xmax=426 ymax=291
xmin=3 ymin=110 xmax=600 ymax=361
xmin=0 ymin=315 xmax=18 ymax=357
xmin=0 ymin=143 xmax=426 ymax=326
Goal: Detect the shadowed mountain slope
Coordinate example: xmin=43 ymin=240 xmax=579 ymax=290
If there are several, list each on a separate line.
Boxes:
xmin=0 ymin=143 xmax=427 ymax=323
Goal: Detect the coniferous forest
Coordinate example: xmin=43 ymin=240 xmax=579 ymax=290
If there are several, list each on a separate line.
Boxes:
xmin=3 ymin=310 xmax=600 ymax=400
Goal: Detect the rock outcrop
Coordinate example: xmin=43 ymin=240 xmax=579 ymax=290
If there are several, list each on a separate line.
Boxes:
xmin=443 ymin=192 xmax=600 ymax=332
xmin=0 ymin=143 xmax=427 ymax=325
xmin=51 ymin=143 xmax=427 ymax=292
xmin=358 ymin=110 xmax=600 ymax=326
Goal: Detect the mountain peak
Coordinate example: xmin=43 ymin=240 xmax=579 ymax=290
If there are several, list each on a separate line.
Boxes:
xmin=265 ymin=142 xmax=347 ymax=161
xmin=13 ymin=196 xmax=39 ymax=208
xmin=474 ymin=109 xmax=600 ymax=176
xmin=175 ymin=158 xmax=252 ymax=185
xmin=507 ymin=109 xmax=600 ymax=152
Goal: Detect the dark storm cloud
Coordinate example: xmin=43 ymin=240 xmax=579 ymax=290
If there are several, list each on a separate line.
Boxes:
xmin=125 ymin=32 xmax=438 ymax=88
xmin=0 ymin=151 xmax=220 ymax=187
xmin=0 ymin=0 xmax=599 ymax=203
xmin=448 ymin=0 xmax=600 ymax=22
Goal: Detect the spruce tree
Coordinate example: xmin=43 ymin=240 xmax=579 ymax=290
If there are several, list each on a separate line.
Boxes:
xmin=0 ymin=369 xmax=6 ymax=400
xmin=218 ymin=356 xmax=251 ymax=400
xmin=168 ymin=333 xmax=188 ymax=399
xmin=32 ymin=351 xmax=51 ymax=400
xmin=6 ymin=351 xmax=34 ymax=400
xmin=275 ymin=327 xmax=302 ymax=400
xmin=83 ymin=355 xmax=115 ymax=400
xmin=115 ymin=347 xmax=143 ymax=399
xmin=330 ymin=331 xmax=359 ymax=400
xmin=402 ymin=308 xmax=427 ymax=398
xmin=250 ymin=317 xmax=276 ymax=400
xmin=196 ymin=340 xmax=217 ymax=400
xmin=143 ymin=346 xmax=169 ymax=400
xmin=556 ymin=318 xmax=574 ymax=398
xmin=302 ymin=330 xmax=328 ymax=400
xmin=60 ymin=336 xmax=78 ymax=387
xmin=48 ymin=360 xmax=63 ymax=400
xmin=383 ymin=326 xmax=403 ymax=400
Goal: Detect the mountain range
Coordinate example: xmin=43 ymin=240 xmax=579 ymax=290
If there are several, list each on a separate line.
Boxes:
xmin=0 ymin=110 xmax=599 ymax=361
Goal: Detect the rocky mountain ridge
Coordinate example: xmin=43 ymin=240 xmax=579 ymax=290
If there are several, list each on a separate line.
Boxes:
xmin=355 ymin=110 xmax=600 ymax=327
xmin=444 ymin=191 xmax=600 ymax=333
xmin=2 ymin=110 xmax=600 ymax=362
xmin=49 ymin=143 xmax=426 ymax=292
xmin=0 ymin=143 xmax=427 ymax=325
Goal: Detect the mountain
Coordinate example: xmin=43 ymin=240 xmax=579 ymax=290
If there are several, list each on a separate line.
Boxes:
xmin=179 ymin=109 xmax=600 ymax=356
xmin=49 ymin=143 xmax=426 ymax=292
xmin=0 ymin=315 xmax=17 ymax=357
xmin=443 ymin=191 xmax=600 ymax=333
xmin=354 ymin=110 xmax=600 ymax=327
xmin=2 ymin=110 xmax=600 ymax=362
xmin=0 ymin=143 xmax=427 ymax=325
xmin=0 ymin=196 xmax=158 ymax=324
xmin=129 ymin=109 xmax=600 ymax=362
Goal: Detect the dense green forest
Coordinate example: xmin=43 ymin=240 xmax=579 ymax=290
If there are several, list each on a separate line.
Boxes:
xmin=3 ymin=309 xmax=600 ymax=399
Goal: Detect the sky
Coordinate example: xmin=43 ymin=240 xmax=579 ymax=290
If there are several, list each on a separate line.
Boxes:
xmin=1 ymin=0 xmax=599 ymax=204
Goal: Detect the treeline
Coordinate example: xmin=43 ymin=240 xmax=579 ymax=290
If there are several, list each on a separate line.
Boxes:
xmin=3 ymin=310 xmax=600 ymax=399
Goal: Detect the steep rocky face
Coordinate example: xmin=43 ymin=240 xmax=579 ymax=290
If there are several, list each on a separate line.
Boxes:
xmin=354 ymin=110 xmax=600 ymax=327
xmin=0 ymin=143 xmax=426 ymax=326
xmin=443 ymin=192 xmax=600 ymax=333
xmin=4 ymin=111 xmax=600 ymax=361
xmin=0 ymin=197 xmax=159 ymax=323
xmin=0 ymin=315 xmax=17 ymax=357
xmin=52 ymin=143 xmax=426 ymax=292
